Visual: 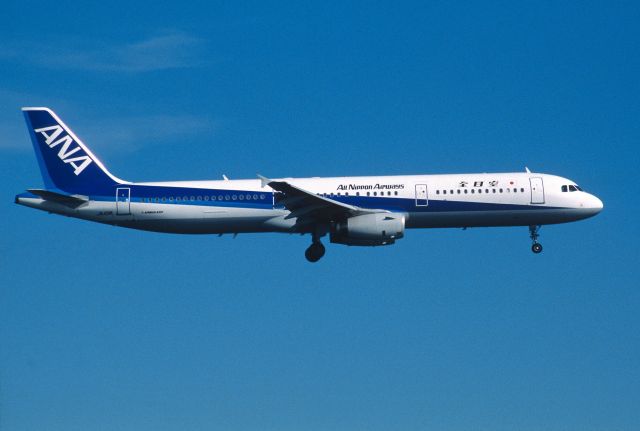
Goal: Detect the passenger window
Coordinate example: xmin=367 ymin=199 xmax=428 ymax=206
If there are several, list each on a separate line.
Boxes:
xmin=260 ymin=194 xmax=266 ymax=200
xmin=485 ymin=189 xmax=489 ymax=193
xmin=443 ymin=190 xmax=447 ymax=195
xmin=394 ymin=191 xmax=398 ymax=196
xmin=499 ymin=188 xmax=503 ymax=193
xmin=471 ymin=189 xmax=475 ymax=194
xmin=232 ymin=195 xmax=237 ymax=200
xmin=520 ymin=188 xmax=524 ymax=192
xmin=197 ymin=196 xmax=202 ymax=201
xmin=436 ymin=190 xmax=440 ymax=195
xmin=478 ymin=189 xmax=482 ymax=194
xmin=457 ymin=190 xmax=461 ymax=194
xmin=253 ymin=194 xmax=259 ymax=200
xmin=464 ymin=189 xmax=468 ymax=194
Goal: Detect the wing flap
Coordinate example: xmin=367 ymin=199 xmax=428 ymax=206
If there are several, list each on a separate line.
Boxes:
xmin=259 ymin=175 xmax=387 ymax=223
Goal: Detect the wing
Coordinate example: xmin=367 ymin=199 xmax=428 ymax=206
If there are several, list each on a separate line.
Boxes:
xmin=258 ymin=175 xmax=385 ymax=223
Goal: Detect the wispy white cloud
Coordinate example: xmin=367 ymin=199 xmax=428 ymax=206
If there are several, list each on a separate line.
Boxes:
xmin=0 ymin=89 xmax=217 ymax=152
xmin=1 ymin=113 xmax=217 ymax=153
xmin=79 ymin=114 xmax=217 ymax=153
xmin=0 ymin=31 xmax=207 ymax=72
xmin=0 ymin=120 xmax=27 ymax=150
xmin=0 ymin=89 xmax=42 ymax=150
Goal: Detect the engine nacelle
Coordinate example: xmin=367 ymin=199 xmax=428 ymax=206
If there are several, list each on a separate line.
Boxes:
xmin=330 ymin=213 xmax=405 ymax=246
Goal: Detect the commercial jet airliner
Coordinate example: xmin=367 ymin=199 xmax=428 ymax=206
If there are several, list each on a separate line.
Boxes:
xmin=15 ymin=107 xmax=603 ymax=262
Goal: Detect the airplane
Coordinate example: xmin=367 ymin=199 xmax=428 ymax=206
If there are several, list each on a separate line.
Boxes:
xmin=15 ymin=107 xmax=603 ymax=262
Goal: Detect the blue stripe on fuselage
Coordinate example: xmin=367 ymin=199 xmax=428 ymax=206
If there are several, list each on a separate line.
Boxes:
xmin=81 ymin=185 xmax=563 ymax=212
xmin=95 ymin=185 xmax=274 ymax=209
xmin=335 ymin=195 xmax=560 ymax=212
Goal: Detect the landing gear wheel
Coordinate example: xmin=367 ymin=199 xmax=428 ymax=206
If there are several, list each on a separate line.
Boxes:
xmin=305 ymin=242 xmax=326 ymax=262
xmin=529 ymin=225 xmax=543 ymax=254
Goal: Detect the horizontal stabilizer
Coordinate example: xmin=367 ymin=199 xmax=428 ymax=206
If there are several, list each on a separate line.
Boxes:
xmin=27 ymin=188 xmax=88 ymax=207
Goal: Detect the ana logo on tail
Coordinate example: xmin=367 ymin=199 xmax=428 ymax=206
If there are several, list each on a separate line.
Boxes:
xmin=34 ymin=125 xmax=93 ymax=175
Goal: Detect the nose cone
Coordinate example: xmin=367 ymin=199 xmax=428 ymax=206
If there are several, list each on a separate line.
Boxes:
xmin=592 ymin=195 xmax=604 ymax=212
xmin=582 ymin=193 xmax=604 ymax=217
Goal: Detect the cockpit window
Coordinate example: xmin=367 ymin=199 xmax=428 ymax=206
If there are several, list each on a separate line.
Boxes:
xmin=575 ymin=185 xmax=583 ymax=191
xmin=561 ymin=185 xmax=568 ymax=192
xmin=568 ymin=185 xmax=578 ymax=192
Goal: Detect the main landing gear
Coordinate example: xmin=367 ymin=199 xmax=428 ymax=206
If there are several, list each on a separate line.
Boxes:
xmin=305 ymin=230 xmax=326 ymax=262
xmin=305 ymin=242 xmax=325 ymax=262
xmin=529 ymin=225 xmax=543 ymax=254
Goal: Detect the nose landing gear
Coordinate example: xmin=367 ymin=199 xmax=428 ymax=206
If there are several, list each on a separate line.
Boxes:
xmin=529 ymin=225 xmax=543 ymax=254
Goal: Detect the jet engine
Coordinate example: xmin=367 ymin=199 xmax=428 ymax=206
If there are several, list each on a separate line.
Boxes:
xmin=330 ymin=213 xmax=405 ymax=246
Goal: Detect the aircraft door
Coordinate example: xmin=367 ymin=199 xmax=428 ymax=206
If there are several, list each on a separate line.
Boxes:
xmin=529 ymin=177 xmax=545 ymax=204
xmin=116 ymin=187 xmax=131 ymax=215
xmin=415 ymin=184 xmax=428 ymax=206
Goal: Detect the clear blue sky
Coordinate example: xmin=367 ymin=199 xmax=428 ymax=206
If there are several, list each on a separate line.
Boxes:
xmin=1 ymin=1 xmax=639 ymax=430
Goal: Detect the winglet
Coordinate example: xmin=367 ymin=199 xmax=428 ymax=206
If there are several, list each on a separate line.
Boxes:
xmin=257 ymin=174 xmax=271 ymax=188
xmin=525 ymin=166 xmax=531 ymax=173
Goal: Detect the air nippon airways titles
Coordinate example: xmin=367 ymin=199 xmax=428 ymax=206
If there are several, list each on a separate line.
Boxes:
xmin=15 ymin=107 xmax=604 ymax=262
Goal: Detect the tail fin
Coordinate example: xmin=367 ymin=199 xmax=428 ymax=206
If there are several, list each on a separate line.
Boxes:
xmin=22 ymin=107 xmax=126 ymax=195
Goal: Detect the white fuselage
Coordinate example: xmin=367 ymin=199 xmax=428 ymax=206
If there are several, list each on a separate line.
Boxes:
xmin=16 ymin=172 xmax=603 ymax=234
